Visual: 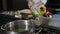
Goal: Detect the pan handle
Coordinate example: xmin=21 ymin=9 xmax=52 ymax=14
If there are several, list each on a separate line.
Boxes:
xmin=1 ymin=24 xmax=6 ymax=30
xmin=36 ymin=27 xmax=43 ymax=34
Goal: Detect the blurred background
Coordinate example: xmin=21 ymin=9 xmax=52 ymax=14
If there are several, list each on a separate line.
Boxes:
xmin=0 ymin=0 xmax=60 ymax=34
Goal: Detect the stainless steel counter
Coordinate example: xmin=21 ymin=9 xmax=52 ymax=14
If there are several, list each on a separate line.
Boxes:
xmin=42 ymin=18 xmax=60 ymax=30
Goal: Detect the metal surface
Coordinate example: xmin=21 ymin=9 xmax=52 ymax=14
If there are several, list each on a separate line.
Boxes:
xmin=1 ymin=20 xmax=35 ymax=34
xmin=42 ymin=18 xmax=60 ymax=30
xmin=48 ymin=18 xmax=60 ymax=29
xmin=35 ymin=16 xmax=60 ymax=30
xmin=0 ymin=11 xmax=15 ymax=16
xmin=0 ymin=29 xmax=32 ymax=34
xmin=34 ymin=16 xmax=50 ymax=27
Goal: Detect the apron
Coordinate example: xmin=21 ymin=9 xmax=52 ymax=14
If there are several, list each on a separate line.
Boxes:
xmin=31 ymin=0 xmax=47 ymax=13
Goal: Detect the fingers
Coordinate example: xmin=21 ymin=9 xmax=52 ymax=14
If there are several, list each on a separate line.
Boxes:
xmin=28 ymin=2 xmax=33 ymax=8
xmin=28 ymin=3 xmax=37 ymax=10
xmin=30 ymin=5 xmax=35 ymax=10
xmin=30 ymin=5 xmax=37 ymax=10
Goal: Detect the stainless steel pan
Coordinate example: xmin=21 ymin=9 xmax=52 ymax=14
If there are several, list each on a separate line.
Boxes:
xmin=1 ymin=20 xmax=35 ymax=34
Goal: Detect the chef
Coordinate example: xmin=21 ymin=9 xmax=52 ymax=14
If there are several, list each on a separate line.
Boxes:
xmin=27 ymin=0 xmax=47 ymax=28
xmin=27 ymin=0 xmax=47 ymax=13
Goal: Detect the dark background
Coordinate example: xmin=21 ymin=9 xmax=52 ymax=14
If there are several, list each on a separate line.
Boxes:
xmin=2 ymin=0 xmax=29 ymax=11
xmin=7 ymin=0 xmax=29 ymax=10
xmin=0 ymin=0 xmax=60 ymax=11
xmin=0 ymin=0 xmax=3 ymax=11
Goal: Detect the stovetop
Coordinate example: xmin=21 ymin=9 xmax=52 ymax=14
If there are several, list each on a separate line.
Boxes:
xmin=34 ymin=27 xmax=60 ymax=34
xmin=0 ymin=13 xmax=60 ymax=34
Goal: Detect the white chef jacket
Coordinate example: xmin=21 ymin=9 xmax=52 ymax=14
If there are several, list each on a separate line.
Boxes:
xmin=31 ymin=0 xmax=47 ymax=10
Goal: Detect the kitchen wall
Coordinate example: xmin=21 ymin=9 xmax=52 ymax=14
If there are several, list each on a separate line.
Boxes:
xmin=1 ymin=0 xmax=29 ymax=11
xmin=12 ymin=0 xmax=29 ymax=10
xmin=0 ymin=0 xmax=3 ymax=11
xmin=46 ymin=0 xmax=60 ymax=8
xmin=5 ymin=0 xmax=29 ymax=10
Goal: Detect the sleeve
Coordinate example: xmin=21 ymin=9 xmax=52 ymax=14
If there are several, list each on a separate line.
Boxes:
xmin=41 ymin=0 xmax=47 ymax=5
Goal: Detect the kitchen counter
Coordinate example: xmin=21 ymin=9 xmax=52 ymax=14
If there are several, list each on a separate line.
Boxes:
xmin=42 ymin=18 xmax=60 ymax=30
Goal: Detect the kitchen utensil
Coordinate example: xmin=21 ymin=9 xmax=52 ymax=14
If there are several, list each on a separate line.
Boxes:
xmin=15 ymin=9 xmax=33 ymax=19
xmin=1 ymin=20 xmax=35 ymax=34
xmin=35 ymin=16 xmax=50 ymax=27
xmin=20 ymin=13 xmax=32 ymax=19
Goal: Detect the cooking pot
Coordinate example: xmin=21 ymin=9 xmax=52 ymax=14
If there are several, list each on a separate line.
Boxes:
xmin=1 ymin=20 xmax=35 ymax=34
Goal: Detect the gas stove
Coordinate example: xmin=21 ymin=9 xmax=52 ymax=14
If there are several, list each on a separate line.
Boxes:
xmin=34 ymin=27 xmax=60 ymax=34
xmin=0 ymin=12 xmax=60 ymax=34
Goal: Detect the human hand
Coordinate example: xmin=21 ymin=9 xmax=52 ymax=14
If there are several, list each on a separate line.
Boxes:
xmin=28 ymin=2 xmax=32 ymax=8
xmin=30 ymin=5 xmax=37 ymax=10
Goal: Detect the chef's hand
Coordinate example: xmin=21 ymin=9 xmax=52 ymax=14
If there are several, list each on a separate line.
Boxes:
xmin=30 ymin=5 xmax=37 ymax=10
xmin=28 ymin=2 xmax=33 ymax=8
